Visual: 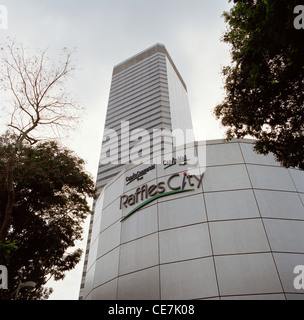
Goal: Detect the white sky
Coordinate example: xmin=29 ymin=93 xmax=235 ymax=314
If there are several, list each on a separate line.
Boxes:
xmin=0 ymin=0 xmax=233 ymax=299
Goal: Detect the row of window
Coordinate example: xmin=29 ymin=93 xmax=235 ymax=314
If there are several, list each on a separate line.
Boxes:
xmin=106 ymin=116 xmax=172 ymax=139
xmin=112 ymin=53 xmax=166 ymax=86
xmin=106 ymin=97 xmax=170 ymax=126
xmin=108 ymin=78 xmax=168 ymax=109
xmin=113 ymin=52 xmax=165 ymax=77
xmin=97 ymin=163 xmax=125 ymax=176
xmin=110 ymin=59 xmax=167 ymax=96
xmin=105 ymin=90 xmax=170 ymax=123
xmin=105 ymin=96 xmax=171 ymax=127
xmin=96 ymin=171 xmax=122 ymax=185
xmin=109 ymin=72 xmax=168 ymax=105
xmin=105 ymin=107 xmax=171 ymax=130
xmin=107 ymin=97 xmax=170 ymax=125
xmin=104 ymin=116 xmax=170 ymax=139
xmin=108 ymin=71 xmax=168 ymax=107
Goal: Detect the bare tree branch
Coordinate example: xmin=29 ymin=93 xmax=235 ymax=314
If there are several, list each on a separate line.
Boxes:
xmin=0 ymin=39 xmax=82 ymax=240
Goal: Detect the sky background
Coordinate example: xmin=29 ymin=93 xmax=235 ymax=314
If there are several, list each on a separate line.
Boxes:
xmin=0 ymin=0 xmax=233 ymax=299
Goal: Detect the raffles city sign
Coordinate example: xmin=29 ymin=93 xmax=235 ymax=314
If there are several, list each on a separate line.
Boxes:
xmin=120 ymin=171 xmax=204 ymax=222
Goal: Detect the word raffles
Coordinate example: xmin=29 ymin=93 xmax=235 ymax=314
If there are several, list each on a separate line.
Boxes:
xmin=120 ymin=171 xmax=204 ymax=222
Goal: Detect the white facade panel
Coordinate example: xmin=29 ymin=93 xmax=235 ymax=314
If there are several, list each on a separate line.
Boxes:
xmin=99 ymin=200 xmax=123 ymax=233
xmin=247 ymin=164 xmax=296 ymax=191
xmin=206 ymin=142 xmax=244 ymax=166
xmin=263 ymin=219 xmax=304 ymax=253
xmin=159 ymin=223 xmax=212 ymax=263
xmin=91 ymin=279 xmax=118 ymax=300
xmin=209 ymin=219 xmax=270 ymax=255
xmin=121 ymin=204 xmax=158 ymax=243
xmin=215 ymin=253 xmax=283 ymax=296
xmin=254 ymin=189 xmax=304 ymax=220
xmin=158 ymin=194 xmax=206 ymax=230
xmin=117 ymin=266 xmax=160 ymax=300
xmin=96 ymin=221 xmax=121 ymax=258
xmin=93 ymin=248 xmax=120 ymax=288
xmin=160 ymin=258 xmax=218 ymax=300
xmin=118 ymin=233 xmax=159 ymax=276
xmin=239 ymin=141 xmax=280 ymax=166
xmin=205 ymin=189 xmax=260 ymax=221
xmin=202 ymin=164 xmax=251 ymax=192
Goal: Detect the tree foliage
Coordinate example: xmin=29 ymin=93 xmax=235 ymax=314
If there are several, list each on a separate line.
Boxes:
xmin=0 ymin=133 xmax=96 ymax=299
xmin=215 ymin=0 xmax=304 ymax=169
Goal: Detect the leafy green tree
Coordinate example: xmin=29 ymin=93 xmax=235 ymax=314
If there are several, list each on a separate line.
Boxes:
xmin=214 ymin=0 xmax=304 ymax=169
xmin=0 ymin=133 xmax=96 ymax=299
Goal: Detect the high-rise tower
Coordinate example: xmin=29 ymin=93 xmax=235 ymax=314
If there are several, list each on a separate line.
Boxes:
xmin=79 ymin=44 xmax=193 ymax=299
xmin=96 ymin=43 xmax=193 ymax=192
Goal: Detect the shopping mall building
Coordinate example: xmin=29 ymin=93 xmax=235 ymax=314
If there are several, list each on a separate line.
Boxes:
xmin=79 ymin=44 xmax=304 ymax=300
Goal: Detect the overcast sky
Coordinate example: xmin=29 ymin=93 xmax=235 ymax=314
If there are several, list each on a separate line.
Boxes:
xmin=0 ymin=0 xmax=233 ymax=299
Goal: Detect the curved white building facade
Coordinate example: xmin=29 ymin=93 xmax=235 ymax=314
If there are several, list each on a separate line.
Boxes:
xmin=82 ymin=139 xmax=304 ymax=300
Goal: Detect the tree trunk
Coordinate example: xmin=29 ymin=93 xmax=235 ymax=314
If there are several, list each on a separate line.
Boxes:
xmin=0 ymin=154 xmax=16 ymax=241
xmin=0 ymin=124 xmax=38 ymax=241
